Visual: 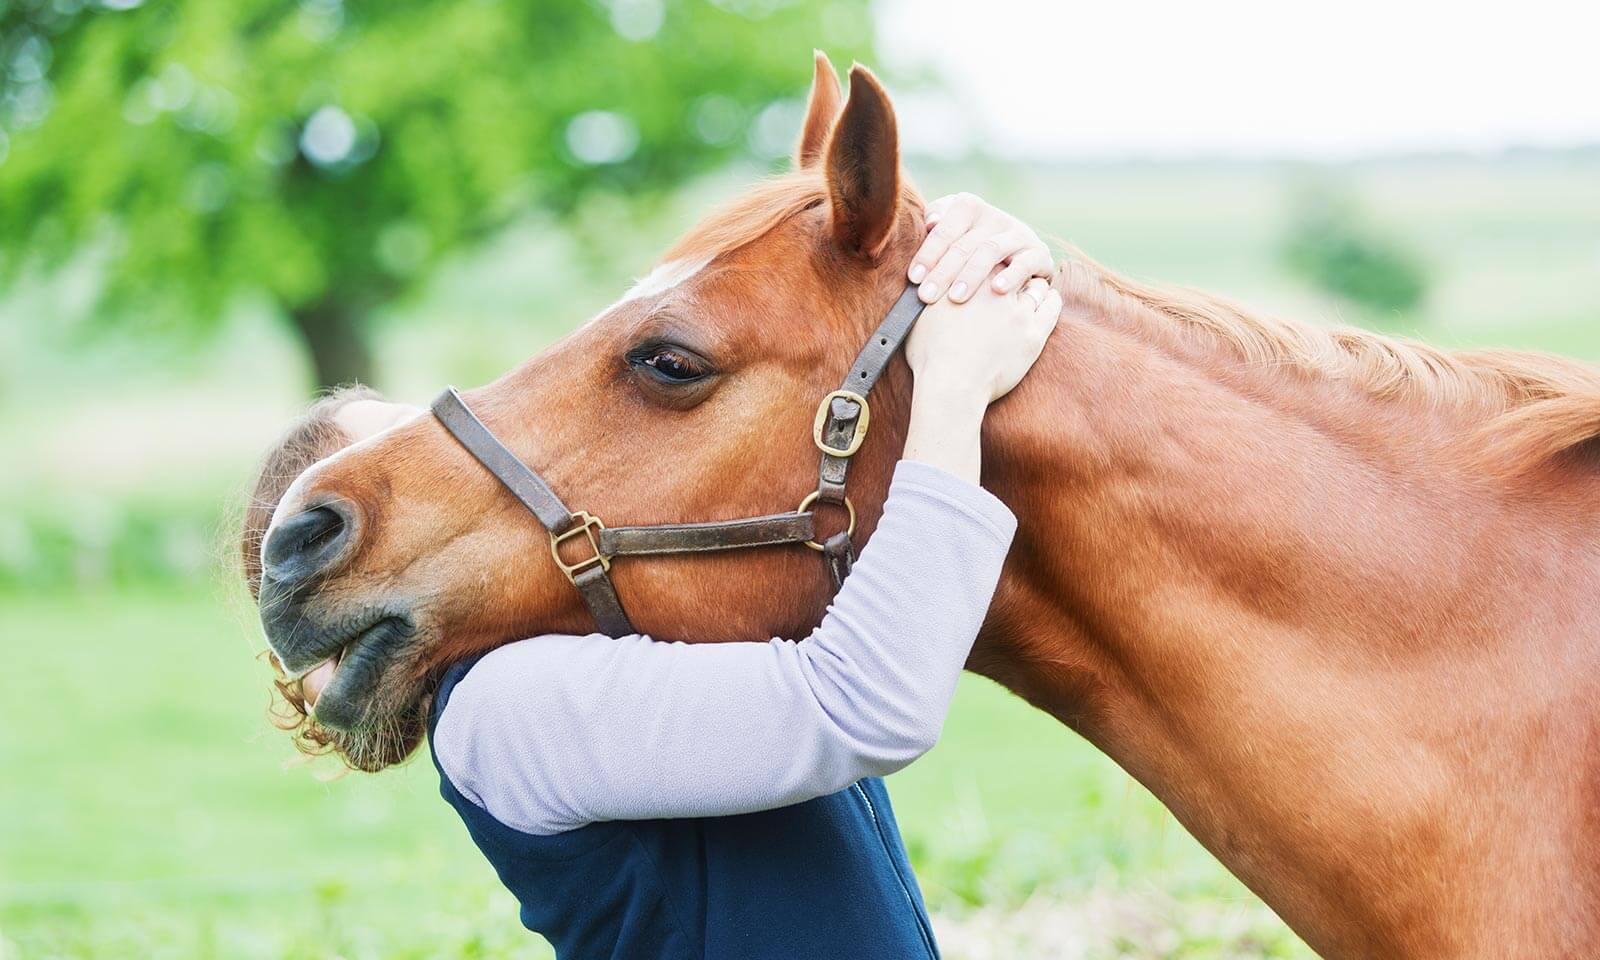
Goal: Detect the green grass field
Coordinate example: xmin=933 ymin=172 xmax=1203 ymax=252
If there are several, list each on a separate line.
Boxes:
xmin=2 ymin=156 xmax=1596 ymax=958
xmin=0 ymin=587 xmax=1307 ymax=959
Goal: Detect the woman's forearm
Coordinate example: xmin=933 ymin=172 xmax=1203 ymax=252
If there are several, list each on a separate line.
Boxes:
xmin=901 ymin=382 xmax=987 ymax=485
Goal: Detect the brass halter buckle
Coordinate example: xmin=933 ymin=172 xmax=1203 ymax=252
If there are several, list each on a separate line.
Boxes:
xmin=550 ymin=511 xmax=610 ymax=583
xmin=797 ymin=491 xmax=856 ymax=551
xmin=812 ymin=389 xmax=871 ymax=458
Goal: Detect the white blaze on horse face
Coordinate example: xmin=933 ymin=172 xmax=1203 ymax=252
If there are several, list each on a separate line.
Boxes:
xmin=620 ymin=256 xmax=713 ymax=304
xmin=570 ymin=256 xmax=713 ymax=335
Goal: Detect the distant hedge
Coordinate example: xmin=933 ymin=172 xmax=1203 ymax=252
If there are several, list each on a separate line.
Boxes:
xmin=0 ymin=490 xmax=232 ymax=589
xmin=1283 ymin=187 xmax=1428 ymax=318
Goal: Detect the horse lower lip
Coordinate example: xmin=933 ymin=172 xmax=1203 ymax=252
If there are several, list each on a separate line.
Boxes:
xmin=310 ymin=618 xmax=409 ymax=731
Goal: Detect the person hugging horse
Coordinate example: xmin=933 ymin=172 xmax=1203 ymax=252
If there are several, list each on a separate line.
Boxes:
xmin=242 ymin=192 xmax=1058 ymax=960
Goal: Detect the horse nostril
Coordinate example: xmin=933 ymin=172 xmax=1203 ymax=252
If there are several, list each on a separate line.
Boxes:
xmin=262 ymin=504 xmax=353 ymax=587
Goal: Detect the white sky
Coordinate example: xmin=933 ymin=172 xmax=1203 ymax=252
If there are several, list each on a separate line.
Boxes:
xmin=874 ymin=0 xmax=1600 ymax=159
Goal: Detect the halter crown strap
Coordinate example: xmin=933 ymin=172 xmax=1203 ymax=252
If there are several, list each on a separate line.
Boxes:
xmin=816 ymin=284 xmax=926 ymax=504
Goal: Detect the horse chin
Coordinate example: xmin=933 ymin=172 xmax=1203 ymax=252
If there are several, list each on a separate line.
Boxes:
xmin=323 ymin=694 xmax=431 ymax=773
xmin=305 ymin=618 xmax=435 ymax=772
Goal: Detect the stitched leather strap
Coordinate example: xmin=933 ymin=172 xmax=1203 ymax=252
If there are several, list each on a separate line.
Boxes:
xmin=432 ymin=388 xmax=580 ymax=535
xmin=821 ymin=531 xmax=854 ymax=590
xmin=817 ymin=285 xmax=925 ymax=502
xmin=572 ymin=564 xmax=632 ymax=636
xmin=600 ymin=513 xmax=814 ymax=556
xmin=433 ymin=388 xmax=636 ymax=633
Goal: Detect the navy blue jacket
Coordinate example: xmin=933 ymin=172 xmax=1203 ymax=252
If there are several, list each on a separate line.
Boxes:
xmin=428 ymin=657 xmax=941 ymax=960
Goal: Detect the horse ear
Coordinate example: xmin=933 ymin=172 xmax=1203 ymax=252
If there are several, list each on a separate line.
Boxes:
xmin=795 ymin=51 xmax=842 ymax=169
xmin=825 ymin=64 xmax=900 ymax=259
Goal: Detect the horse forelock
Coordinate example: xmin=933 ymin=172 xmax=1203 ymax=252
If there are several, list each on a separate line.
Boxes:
xmin=1056 ymin=254 xmax=1600 ymax=479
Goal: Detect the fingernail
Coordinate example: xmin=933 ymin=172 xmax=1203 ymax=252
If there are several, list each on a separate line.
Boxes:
xmin=908 ymin=263 xmax=927 ymax=284
xmin=950 ymin=282 xmax=968 ymax=301
xmin=920 ymin=282 xmax=939 ymax=302
xmin=993 ymin=275 xmax=1011 ymax=292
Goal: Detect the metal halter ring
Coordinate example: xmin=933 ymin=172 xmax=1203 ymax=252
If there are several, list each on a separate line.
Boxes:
xmin=812 ymin=389 xmax=871 ymax=458
xmin=796 ymin=491 xmax=855 ymax=551
xmin=550 ymin=510 xmax=610 ymax=582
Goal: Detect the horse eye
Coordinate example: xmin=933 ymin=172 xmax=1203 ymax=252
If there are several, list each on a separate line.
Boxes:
xmin=635 ymin=347 xmax=708 ymax=383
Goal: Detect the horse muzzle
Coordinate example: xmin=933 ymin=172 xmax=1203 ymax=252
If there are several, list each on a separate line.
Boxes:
xmin=258 ymin=496 xmax=419 ymax=731
xmin=259 ymin=590 xmax=416 ymax=731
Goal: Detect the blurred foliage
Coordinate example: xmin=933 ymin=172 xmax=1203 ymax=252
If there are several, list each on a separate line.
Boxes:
xmin=0 ymin=489 xmax=221 ymax=588
xmin=0 ymin=0 xmax=873 ymax=387
xmin=1282 ymin=184 xmax=1428 ymax=318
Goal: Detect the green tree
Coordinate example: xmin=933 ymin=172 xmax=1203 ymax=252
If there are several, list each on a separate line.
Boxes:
xmin=1282 ymin=184 xmax=1428 ymax=319
xmin=0 ymin=0 xmax=872 ymax=388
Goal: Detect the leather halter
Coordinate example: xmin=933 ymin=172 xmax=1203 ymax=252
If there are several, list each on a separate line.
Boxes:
xmin=431 ymin=283 xmax=927 ymax=635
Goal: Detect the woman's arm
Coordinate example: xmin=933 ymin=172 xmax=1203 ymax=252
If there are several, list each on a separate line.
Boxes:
xmin=434 ymin=460 xmax=1017 ymax=834
xmin=434 ymin=200 xmax=1060 ymax=836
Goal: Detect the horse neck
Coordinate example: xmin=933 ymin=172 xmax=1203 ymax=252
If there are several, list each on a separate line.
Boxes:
xmin=970 ymin=276 xmax=1600 ymax=956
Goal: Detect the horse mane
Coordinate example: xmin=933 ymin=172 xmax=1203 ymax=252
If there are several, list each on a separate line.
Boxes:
xmin=1059 ymin=255 xmax=1600 ymax=478
xmin=660 ymin=171 xmax=1600 ymax=479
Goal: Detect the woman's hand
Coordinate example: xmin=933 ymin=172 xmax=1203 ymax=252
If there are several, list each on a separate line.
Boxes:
xmin=902 ymin=277 xmax=1060 ymax=483
xmin=908 ymin=276 xmax=1060 ymax=404
xmin=908 ymin=193 xmax=1054 ymax=305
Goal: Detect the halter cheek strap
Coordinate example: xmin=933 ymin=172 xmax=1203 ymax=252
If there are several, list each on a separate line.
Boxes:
xmin=430 ymin=283 xmax=926 ymax=635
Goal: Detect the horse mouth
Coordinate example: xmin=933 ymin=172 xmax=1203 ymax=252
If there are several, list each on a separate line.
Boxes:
xmin=299 ymin=616 xmax=415 ymax=732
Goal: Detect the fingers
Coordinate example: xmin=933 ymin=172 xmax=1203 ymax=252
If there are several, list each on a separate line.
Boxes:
xmin=1027 ymin=281 xmax=1062 ymax=339
xmin=992 ymin=247 xmax=1055 ymax=294
xmin=908 ymin=195 xmax=979 ymax=291
xmin=1019 ymin=277 xmax=1060 ymax=330
xmin=1034 ymin=287 xmax=1063 ymax=348
xmin=917 ymin=221 xmax=1021 ymax=304
xmin=944 ymin=228 xmax=1032 ymax=304
xmin=922 ymin=193 xmax=958 ymax=230
xmin=911 ymin=192 xmax=1052 ymax=305
xmin=1036 ymin=286 xmax=1062 ymax=322
xmin=1022 ymin=279 xmax=1061 ymax=362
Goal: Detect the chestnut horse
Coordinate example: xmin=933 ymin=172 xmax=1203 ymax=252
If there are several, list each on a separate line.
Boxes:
xmin=257 ymin=56 xmax=1600 ymax=958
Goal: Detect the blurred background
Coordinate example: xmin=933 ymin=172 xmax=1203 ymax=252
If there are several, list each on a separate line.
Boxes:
xmin=1 ymin=0 xmax=1596 ymax=957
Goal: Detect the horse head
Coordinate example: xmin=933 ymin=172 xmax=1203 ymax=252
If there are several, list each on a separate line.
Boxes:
xmin=255 ymin=56 xmax=927 ymax=771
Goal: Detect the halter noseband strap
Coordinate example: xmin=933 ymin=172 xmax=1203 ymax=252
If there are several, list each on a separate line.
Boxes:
xmin=430 ymin=283 xmax=926 ymax=635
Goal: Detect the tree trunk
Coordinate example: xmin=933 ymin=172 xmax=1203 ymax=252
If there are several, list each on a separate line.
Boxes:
xmin=287 ymin=298 xmax=375 ymax=391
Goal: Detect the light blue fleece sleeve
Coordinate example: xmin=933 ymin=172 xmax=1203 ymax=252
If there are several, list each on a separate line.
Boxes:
xmin=432 ymin=459 xmax=1017 ymax=836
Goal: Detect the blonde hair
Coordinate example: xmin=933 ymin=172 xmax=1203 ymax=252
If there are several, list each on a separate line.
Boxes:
xmin=240 ymin=385 xmax=381 ymax=761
